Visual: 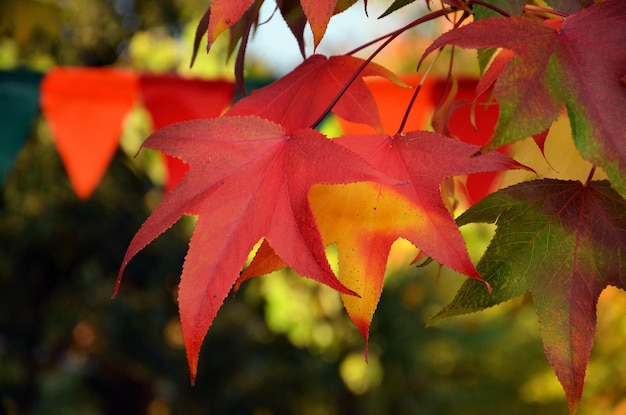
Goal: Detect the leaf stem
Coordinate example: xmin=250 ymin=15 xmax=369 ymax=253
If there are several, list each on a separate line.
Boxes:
xmin=347 ymin=7 xmax=456 ymax=56
xmin=584 ymin=166 xmax=597 ymax=186
xmin=311 ymin=7 xmax=456 ymax=129
xmin=345 ymin=32 xmax=393 ymax=57
xmin=426 ymin=9 xmax=470 ymax=133
xmin=396 ymin=48 xmax=441 ymax=134
xmin=435 ymin=43 xmax=457 ymax=109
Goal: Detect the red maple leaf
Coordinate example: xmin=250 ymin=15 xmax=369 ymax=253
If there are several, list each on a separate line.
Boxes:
xmin=317 ymin=131 xmax=529 ymax=346
xmin=239 ymin=131 xmax=529 ymax=348
xmin=300 ymin=0 xmax=336 ymax=48
xmin=195 ymin=0 xmax=354 ymax=54
xmin=115 ymin=116 xmax=399 ymax=382
xmin=226 ymin=54 xmax=404 ymax=133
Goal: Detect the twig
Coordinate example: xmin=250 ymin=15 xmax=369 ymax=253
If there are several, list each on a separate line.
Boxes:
xmin=311 ymin=8 xmax=457 ymax=129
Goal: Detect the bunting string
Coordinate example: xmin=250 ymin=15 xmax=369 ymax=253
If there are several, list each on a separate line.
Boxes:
xmin=0 ymin=68 xmax=499 ymax=201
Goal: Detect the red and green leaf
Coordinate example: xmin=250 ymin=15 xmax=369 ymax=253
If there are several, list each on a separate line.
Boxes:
xmin=422 ymin=0 xmax=626 ymax=197
xmin=430 ymin=179 xmax=626 ymax=413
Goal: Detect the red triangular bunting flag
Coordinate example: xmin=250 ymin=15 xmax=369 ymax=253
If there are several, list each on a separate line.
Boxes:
xmin=139 ymin=75 xmax=234 ymax=191
xmin=337 ymin=74 xmax=434 ymax=135
xmin=41 ymin=67 xmax=139 ymax=199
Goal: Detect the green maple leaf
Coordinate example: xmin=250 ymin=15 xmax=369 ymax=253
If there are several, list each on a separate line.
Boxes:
xmin=429 ymin=179 xmax=626 ymax=414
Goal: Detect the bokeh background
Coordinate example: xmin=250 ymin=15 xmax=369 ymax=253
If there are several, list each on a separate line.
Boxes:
xmin=2 ymin=1 xmax=626 ymax=414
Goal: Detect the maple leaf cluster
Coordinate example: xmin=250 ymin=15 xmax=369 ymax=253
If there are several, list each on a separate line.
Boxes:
xmin=117 ymin=0 xmax=626 ymax=413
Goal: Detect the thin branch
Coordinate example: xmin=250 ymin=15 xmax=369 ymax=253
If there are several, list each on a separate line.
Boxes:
xmin=347 ymin=5 xmax=461 ymax=56
xmin=311 ymin=7 xmax=456 ymax=129
xmin=431 ymin=33 xmax=458 ymax=115
xmin=346 ymin=32 xmax=394 ymax=56
xmin=396 ymin=48 xmax=442 ymax=134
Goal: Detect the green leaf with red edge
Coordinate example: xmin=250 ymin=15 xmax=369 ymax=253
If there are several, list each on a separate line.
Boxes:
xmin=239 ymin=131 xmax=529 ymax=348
xmin=226 ymin=54 xmax=405 ymax=132
xmin=422 ymin=1 xmax=626 ymax=197
xmin=115 ymin=116 xmax=400 ymax=383
xmin=429 ymin=179 xmax=626 ymax=414
xmin=475 ymin=53 xmax=555 ymax=169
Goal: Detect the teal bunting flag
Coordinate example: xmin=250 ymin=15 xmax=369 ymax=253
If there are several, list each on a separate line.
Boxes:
xmin=0 ymin=69 xmax=44 ymax=181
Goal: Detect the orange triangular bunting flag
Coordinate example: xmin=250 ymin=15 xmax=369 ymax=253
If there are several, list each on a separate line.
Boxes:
xmin=41 ymin=67 xmax=139 ymax=199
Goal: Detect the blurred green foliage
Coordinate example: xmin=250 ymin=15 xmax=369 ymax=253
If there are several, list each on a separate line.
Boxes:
xmin=0 ymin=128 xmax=572 ymax=414
xmin=2 ymin=1 xmax=626 ymax=414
